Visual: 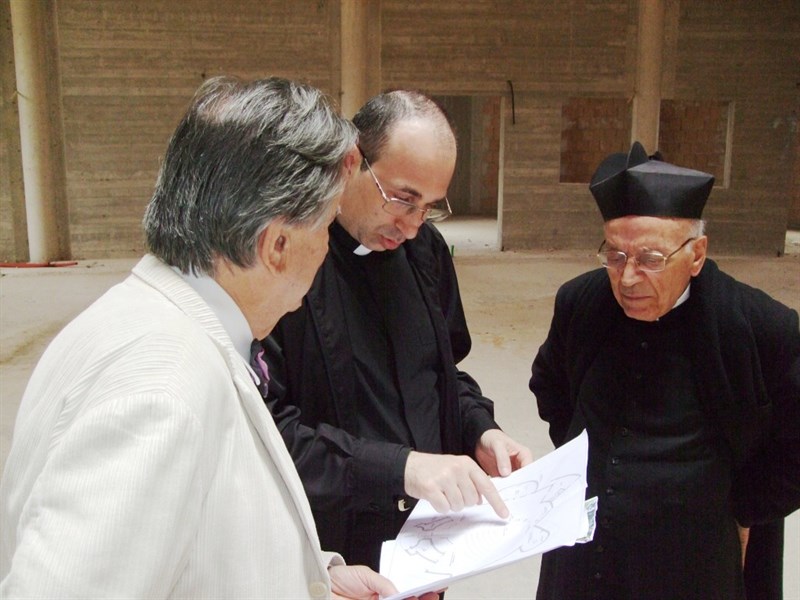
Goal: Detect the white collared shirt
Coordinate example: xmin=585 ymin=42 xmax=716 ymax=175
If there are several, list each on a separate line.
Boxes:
xmin=175 ymin=268 xmax=263 ymax=386
xmin=672 ymin=283 xmax=691 ymax=310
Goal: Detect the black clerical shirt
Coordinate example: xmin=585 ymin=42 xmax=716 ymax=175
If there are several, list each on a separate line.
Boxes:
xmin=329 ymin=222 xmax=443 ymax=453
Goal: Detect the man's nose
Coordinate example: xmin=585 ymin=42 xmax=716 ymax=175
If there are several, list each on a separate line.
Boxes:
xmin=619 ymin=257 xmax=643 ymax=285
xmin=396 ymin=213 xmax=423 ymax=239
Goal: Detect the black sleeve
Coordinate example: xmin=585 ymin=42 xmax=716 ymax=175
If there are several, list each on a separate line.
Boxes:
xmin=529 ymin=283 xmax=575 ymax=448
xmin=258 ymin=318 xmax=410 ymax=515
xmin=731 ymin=297 xmax=800 ymax=526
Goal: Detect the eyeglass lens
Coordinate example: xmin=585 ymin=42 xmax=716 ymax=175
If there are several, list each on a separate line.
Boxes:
xmin=383 ymin=199 xmax=450 ymax=222
xmin=362 ymin=153 xmax=452 ymax=222
xmin=600 ymin=251 xmax=666 ymax=271
xmin=597 ymin=238 xmax=695 ymax=272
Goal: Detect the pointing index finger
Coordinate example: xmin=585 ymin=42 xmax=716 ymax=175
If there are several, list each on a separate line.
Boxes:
xmin=471 ymin=470 xmax=509 ymax=519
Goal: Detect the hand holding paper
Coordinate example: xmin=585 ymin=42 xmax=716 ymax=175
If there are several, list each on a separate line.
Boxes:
xmin=404 ymin=451 xmax=510 ymax=517
xmin=380 ymin=431 xmax=594 ymax=600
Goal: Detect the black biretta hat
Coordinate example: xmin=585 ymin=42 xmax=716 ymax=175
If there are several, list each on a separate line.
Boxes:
xmin=589 ymin=141 xmax=714 ymax=221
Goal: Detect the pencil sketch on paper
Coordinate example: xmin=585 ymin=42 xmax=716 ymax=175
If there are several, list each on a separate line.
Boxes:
xmin=379 ymin=430 xmax=592 ymax=600
xmin=396 ymin=474 xmax=582 ymax=577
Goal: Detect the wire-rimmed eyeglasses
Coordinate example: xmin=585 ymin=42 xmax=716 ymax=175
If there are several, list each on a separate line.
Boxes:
xmin=597 ymin=237 xmax=696 ymax=272
xmin=360 ymin=153 xmax=452 ymax=223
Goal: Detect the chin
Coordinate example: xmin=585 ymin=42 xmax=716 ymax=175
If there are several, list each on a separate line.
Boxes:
xmin=623 ymin=306 xmax=658 ymax=322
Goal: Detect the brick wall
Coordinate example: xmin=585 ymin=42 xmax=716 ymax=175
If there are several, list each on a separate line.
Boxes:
xmin=659 ymin=100 xmax=729 ymax=183
xmin=475 ymin=96 xmax=501 ymax=215
xmin=382 ymin=0 xmax=798 ymax=254
xmin=560 ymin=98 xmax=632 ymax=184
xmin=12 ymin=0 xmax=339 ymax=259
xmin=667 ymin=1 xmax=799 ymax=254
xmin=381 ymin=0 xmax=635 ymax=250
xmin=2 ymin=0 xmax=797 ymax=258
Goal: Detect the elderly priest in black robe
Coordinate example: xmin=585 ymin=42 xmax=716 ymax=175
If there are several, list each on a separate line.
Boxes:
xmin=530 ymin=141 xmax=800 ymax=600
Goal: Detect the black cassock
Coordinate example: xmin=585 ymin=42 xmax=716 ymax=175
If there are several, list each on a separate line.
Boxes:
xmin=258 ymin=222 xmax=497 ymax=570
xmin=531 ymin=261 xmax=800 ymax=600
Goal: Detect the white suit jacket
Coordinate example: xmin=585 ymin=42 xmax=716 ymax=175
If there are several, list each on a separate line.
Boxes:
xmin=0 ymin=254 xmax=341 ymax=598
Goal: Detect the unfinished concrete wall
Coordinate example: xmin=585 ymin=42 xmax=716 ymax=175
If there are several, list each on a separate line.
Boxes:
xmin=667 ymin=2 xmax=799 ymax=255
xmin=382 ymin=0 xmax=635 ymax=250
xmin=13 ymin=0 xmax=340 ymax=259
xmin=2 ymin=0 xmax=797 ymax=258
xmin=60 ymin=0 xmax=340 ymax=258
xmin=1 ymin=0 xmax=27 ymax=262
xmin=383 ymin=0 xmax=799 ymax=254
xmin=792 ymin=124 xmax=800 ymax=229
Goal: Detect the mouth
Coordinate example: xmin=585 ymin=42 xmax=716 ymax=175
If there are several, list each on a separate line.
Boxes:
xmin=381 ymin=235 xmax=403 ymax=250
xmin=619 ymin=289 xmax=652 ymax=308
xmin=621 ymin=294 xmax=648 ymax=304
xmin=622 ymin=292 xmax=644 ymax=300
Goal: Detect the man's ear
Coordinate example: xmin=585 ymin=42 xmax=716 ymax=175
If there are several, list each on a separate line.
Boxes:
xmin=690 ymin=235 xmax=708 ymax=277
xmin=258 ymin=221 xmax=289 ymax=275
xmin=343 ymin=145 xmax=360 ymax=177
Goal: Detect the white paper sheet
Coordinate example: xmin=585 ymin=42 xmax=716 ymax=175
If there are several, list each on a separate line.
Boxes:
xmin=379 ymin=431 xmax=592 ymax=599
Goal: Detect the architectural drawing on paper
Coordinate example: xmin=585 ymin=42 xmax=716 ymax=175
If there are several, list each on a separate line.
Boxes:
xmin=396 ymin=473 xmax=582 ymax=577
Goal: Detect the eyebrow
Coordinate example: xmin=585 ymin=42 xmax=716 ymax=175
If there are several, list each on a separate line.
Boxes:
xmin=391 ymin=183 xmax=447 ymax=206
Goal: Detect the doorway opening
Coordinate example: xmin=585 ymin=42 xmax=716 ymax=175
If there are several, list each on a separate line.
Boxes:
xmin=433 ymin=95 xmax=502 ymax=254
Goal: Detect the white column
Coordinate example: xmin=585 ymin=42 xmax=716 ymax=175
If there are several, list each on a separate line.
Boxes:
xmin=10 ymin=0 xmax=62 ymax=262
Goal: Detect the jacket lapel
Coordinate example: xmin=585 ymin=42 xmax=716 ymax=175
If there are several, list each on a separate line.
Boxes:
xmin=230 ymin=366 xmax=322 ymax=547
xmin=306 ymin=254 xmax=359 ymax=432
xmin=133 ymin=255 xmax=324 ymax=553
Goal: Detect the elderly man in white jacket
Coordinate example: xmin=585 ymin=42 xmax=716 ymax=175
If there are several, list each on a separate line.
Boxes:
xmin=0 ymin=76 xmax=425 ymax=600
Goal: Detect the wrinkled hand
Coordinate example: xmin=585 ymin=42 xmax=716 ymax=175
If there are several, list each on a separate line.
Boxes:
xmin=329 ymin=565 xmax=441 ymax=600
xmin=474 ymin=429 xmax=534 ymax=477
xmin=404 ymin=451 xmax=509 ymax=518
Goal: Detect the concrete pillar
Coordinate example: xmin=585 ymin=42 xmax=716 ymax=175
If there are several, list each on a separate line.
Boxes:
xmin=340 ymin=0 xmax=381 ymax=119
xmin=1 ymin=0 xmax=28 ymax=262
xmin=631 ymin=0 xmax=665 ymax=155
xmin=9 ymin=0 xmax=68 ymax=262
xmin=496 ymin=96 xmax=506 ymax=250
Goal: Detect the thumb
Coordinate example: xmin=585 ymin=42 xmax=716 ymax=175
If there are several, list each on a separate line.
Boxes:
xmin=493 ymin=442 xmax=512 ymax=477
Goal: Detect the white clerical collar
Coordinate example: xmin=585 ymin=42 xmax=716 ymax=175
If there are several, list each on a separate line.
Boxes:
xmin=353 ymin=244 xmax=372 ymax=256
xmin=174 ymin=268 xmax=253 ymax=364
xmin=672 ymin=282 xmax=691 ymax=310
xmin=656 ymin=283 xmax=691 ymax=321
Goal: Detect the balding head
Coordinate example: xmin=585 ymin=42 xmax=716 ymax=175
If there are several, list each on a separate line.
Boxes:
xmin=353 ymin=90 xmax=456 ymax=167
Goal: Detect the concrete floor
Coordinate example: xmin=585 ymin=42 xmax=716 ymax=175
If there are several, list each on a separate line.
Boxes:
xmin=1 ymin=217 xmax=798 ymax=598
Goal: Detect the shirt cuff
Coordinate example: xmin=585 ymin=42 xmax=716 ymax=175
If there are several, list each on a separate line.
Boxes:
xmin=351 ymin=440 xmax=411 ymax=511
xmin=322 ymin=551 xmax=345 ymax=568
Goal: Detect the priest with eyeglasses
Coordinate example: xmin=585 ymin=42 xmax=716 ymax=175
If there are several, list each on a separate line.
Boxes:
xmin=530 ymin=142 xmax=800 ymax=600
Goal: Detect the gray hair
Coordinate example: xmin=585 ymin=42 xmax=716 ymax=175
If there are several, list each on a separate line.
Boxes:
xmin=143 ymin=76 xmax=357 ymax=275
xmin=688 ymin=219 xmax=707 ymax=237
xmin=352 ymin=90 xmax=454 ymax=168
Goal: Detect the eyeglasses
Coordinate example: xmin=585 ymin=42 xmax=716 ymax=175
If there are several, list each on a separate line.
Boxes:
xmin=360 ymin=154 xmax=452 ymax=223
xmin=597 ymin=237 xmax=696 ymax=272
